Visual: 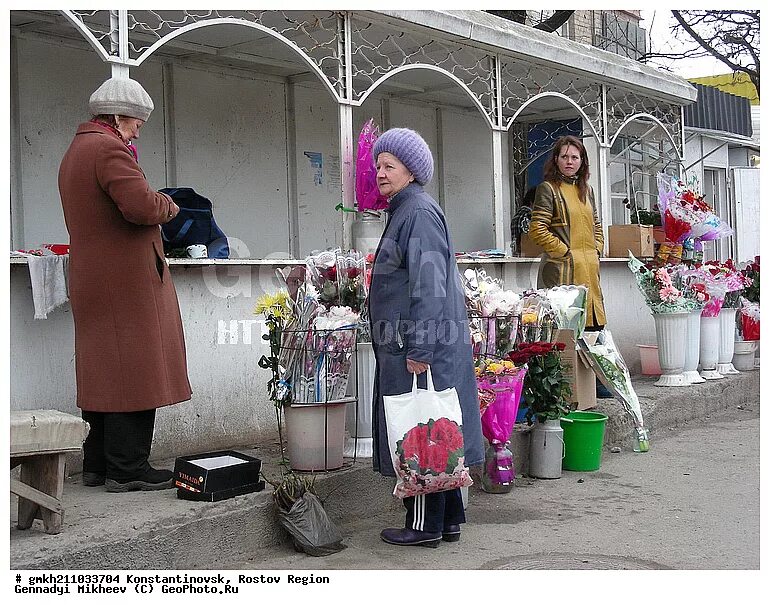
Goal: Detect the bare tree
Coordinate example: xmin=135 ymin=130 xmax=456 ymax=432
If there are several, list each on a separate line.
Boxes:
xmin=640 ymin=10 xmax=759 ymax=98
xmin=486 ymin=10 xmax=574 ymax=33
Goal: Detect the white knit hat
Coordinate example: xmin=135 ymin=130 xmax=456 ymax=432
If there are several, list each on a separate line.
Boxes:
xmin=88 ymin=77 xmax=154 ymax=121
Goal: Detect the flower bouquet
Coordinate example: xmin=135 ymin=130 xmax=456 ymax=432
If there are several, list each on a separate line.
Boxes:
xmin=507 ymin=342 xmax=571 ymax=425
xmin=627 ymin=253 xmax=700 ymax=314
xmin=463 ymin=268 xmax=520 ymax=357
xmin=738 ymin=297 xmax=760 ymax=341
xmin=741 ymin=256 xmax=760 ymax=304
xmin=355 ymin=118 xmax=388 ymax=212
xmin=680 ymin=260 xmax=748 ymax=318
xmin=545 ymin=284 xmax=588 ymax=338
xmin=255 ymin=290 xmax=294 ymax=464
xmin=577 ymin=330 xmax=649 ymax=452
xmin=518 ymin=291 xmax=557 ymax=344
xmin=475 ymin=356 xmax=527 ymax=492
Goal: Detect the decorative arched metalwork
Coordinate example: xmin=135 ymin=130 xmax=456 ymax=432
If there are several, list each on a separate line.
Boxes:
xmin=355 ymin=64 xmax=495 ymax=129
xmin=348 ymin=14 xmax=497 ymax=124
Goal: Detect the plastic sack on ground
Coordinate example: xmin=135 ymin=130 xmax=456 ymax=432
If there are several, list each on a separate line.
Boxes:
xmin=276 ymin=492 xmax=346 ymax=557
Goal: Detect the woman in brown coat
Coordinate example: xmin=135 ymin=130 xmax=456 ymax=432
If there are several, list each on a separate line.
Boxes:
xmin=528 ymin=135 xmax=606 ymax=329
xmin=58 ymin=76 xmax=192 ymax=492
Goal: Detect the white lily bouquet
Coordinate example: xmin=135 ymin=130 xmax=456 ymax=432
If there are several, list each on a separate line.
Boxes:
xmin=577 ymin=330 xmax=649 ymax=452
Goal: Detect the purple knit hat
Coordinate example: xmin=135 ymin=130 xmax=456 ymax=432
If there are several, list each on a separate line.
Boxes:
xmin=372 ymin=128 xmax=434 ymax=185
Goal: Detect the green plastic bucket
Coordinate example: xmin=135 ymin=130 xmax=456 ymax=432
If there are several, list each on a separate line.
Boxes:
xmin=560 ymin=411 xmax=608 ymax=471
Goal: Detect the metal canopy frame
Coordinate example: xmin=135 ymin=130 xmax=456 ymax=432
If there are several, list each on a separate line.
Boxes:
xmin=46 ymin=9 xmax=692 ymax=251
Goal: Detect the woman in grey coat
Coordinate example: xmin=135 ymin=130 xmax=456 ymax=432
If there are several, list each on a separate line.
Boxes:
xmin=368 ymin=128 xmax=483 ymax=548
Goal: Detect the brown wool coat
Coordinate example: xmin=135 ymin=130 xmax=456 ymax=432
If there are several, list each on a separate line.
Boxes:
xmin=58 ymin=122 xmax=192 ymax=412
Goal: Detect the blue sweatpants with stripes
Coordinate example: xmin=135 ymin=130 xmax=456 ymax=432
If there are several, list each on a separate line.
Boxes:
xmin=403 ymin=488 xmax=465 ymax=532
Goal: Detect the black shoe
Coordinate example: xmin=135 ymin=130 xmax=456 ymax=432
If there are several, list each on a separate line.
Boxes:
xmin=442 ymin=524 xmax=461 ymax=542
xmin=380 ymin=528 xmax=442 ymax=548
xmin=105 ymin=468 xmax=175 ymax=493
xmin=82 ymin=472 xmax=106 ymax=487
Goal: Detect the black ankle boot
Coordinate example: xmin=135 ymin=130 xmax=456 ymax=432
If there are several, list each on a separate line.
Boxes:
xmin=105 ymin=468 xmax=174 ymax=492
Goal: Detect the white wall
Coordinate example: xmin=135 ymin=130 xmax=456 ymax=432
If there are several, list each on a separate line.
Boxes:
xmin=172 ymin=65 xmax=290 ymax=259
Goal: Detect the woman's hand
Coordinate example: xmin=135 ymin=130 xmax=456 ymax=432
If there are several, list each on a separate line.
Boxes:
xmin=406 ymin=359 xmax=429 ymax=375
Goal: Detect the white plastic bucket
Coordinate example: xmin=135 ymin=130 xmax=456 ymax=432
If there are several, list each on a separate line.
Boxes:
xmin=637 ymin=345 xmax=662 ymax=376
xmin=284 ymin=399 xmax=353 ymax=471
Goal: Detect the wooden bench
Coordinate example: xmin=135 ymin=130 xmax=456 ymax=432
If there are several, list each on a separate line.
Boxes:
xmin=10 ymin=410 xmax=89 ymax=534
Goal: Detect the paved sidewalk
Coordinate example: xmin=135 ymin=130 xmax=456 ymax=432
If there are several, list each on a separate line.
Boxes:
xmin=9 ymin=372 xmax=760 ymax=570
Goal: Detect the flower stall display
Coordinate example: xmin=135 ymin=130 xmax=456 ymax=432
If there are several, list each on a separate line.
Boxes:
xmin=463 ymin=268 xmax=521 ymax=357
xmin=577 ymin=330 xmax=649 ymax=452
xmin=475 ymin=357 xmax=527 ymax=493
xmin=277 ymin=250 xmax=365 ymax=404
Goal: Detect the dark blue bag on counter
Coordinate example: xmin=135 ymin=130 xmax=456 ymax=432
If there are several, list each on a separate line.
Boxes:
xmin=159 ymin=187 xmax=230 ymax=258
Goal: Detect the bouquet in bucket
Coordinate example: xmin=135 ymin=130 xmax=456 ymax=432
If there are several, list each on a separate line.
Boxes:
xmin=679 ymin=260 xmax=750 ymax=318
xmin=463 ymin=268 xmax=520 ymax=357
xmin=268 ymin=248 xmax=366 ymax=404
xmin=475 ymin=356 xmax=527 ymax=491
xmin=507 ymin=341 xmax=571 ymax=425
xmin=627 ymin=253 xmax=701 ymax=314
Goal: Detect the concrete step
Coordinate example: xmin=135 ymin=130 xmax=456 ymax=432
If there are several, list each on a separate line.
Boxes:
xmin=9 ymin=371 xmax=759 ymax=570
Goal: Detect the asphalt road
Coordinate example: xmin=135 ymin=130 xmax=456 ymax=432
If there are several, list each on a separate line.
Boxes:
xmin=232 ymin=405 xmax=760 ymax=571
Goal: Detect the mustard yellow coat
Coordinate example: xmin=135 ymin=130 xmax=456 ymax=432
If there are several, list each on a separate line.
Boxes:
xmin=528 ymin=180 xmax=606 ymax=327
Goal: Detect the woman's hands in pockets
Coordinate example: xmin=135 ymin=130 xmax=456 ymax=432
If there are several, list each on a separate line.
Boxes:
xmin=406 ymin=359 xmax=429 ymax=375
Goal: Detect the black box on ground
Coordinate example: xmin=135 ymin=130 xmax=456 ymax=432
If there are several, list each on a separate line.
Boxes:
xmin=174 ymin=450 xmax=265 ymax=501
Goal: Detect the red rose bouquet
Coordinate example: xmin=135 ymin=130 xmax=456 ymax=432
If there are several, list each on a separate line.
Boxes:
xmin=508 ymin=341 xmax=572 ymax=424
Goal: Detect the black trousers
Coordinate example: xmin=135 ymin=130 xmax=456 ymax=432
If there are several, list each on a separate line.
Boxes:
xmin=403 ymin=488 xmax=465 ymax=533
xmin=81 ymin=410 xmax=156 ymax=482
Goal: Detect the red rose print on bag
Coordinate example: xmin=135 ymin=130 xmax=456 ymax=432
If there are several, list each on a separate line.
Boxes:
xmin=393 ymin=417 xmax=471 ymax=498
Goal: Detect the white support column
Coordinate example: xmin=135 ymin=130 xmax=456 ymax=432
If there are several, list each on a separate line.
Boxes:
xmin=491 ymin=128 xmax=507 ymax=251
xmin=597 ymin=144 xmax=611 ymax=255
xmin=339 ymin=103 xmax=355 ymax=250
xmin=107 ymin=10 xmax=130 ymax=78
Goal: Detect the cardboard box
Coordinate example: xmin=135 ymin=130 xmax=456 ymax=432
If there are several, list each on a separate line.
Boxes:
xmin=174 ymin=450 xmax=265 ymax=501
xmin=519 ymin=233 xmax=544 ymax=257
xmin=556 ymin=329 xmax=597 ymax=411
xmin=608 ymin=224 xmax=654 ymax=258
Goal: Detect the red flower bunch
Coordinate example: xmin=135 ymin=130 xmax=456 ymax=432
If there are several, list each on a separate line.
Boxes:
xmin=507 ymin=341 xmax=565 ymax=366
xmin=663 ymin=208 xmax=691 ymax=243
xmin=397 ymin=417 xmax=464 ymax=475
xmin=320 ymin=265 xmax=338 ymax=281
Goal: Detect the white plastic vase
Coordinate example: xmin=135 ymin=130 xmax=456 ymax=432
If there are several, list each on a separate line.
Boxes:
xmin=699 ymin=315 xmax=724 ymax=380
xmin=717 ymin=308 xmax=740 ymax=375
xmin=344 ymin=342 xmax=375 ymax=458
xmin=528 ymin=418 xmax=564 ymax=479
xmin=653 ymin=312 xmax=689 ymax=386
xmin=682 ymin=309 xmax=706 ymax=384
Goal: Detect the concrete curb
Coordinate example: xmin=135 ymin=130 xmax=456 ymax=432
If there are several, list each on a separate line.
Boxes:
xmin=10 ymin=371 xmax=759 ymax=570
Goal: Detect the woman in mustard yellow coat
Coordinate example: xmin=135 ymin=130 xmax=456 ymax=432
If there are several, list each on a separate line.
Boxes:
xmin=528 ymin=135 xmax=606 ymax=329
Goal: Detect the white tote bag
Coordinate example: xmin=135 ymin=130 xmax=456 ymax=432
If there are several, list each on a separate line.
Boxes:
xmin=383 ymin=369 xmax=473 ymax=499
